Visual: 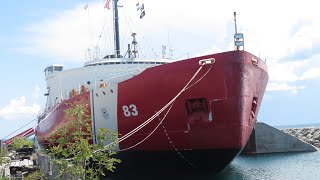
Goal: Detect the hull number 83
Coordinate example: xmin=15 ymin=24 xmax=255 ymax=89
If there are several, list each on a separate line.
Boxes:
xmin=122 ymin=104 xmax=138 ymax=117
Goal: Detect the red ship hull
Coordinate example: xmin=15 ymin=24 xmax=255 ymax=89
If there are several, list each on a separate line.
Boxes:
xmin=36 ymin=50 xmax=268 ymax=173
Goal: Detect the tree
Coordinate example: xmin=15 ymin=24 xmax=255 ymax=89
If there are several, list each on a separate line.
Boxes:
xmin=11 ymin=137 xmax=33 ymax=150
xmin=0 ymin=146 xmax=10 ymax=179
xmin=46 ymin=103 xmax=120 ymax=179
xmin=0 ymin=145 xmax=3 ymax=165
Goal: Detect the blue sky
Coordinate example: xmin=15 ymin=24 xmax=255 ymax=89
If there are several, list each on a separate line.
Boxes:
xmin=0 ymin=0 xmax=318 ymax=139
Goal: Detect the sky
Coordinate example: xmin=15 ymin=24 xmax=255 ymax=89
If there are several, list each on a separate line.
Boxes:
xmin=0 ymin=0 xmax=318 ymax=139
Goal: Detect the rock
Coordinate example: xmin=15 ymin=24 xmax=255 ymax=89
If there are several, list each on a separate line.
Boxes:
xmin=282 ymin=127 xmax=320 ymax=148
xmin=309 ymin=128 xmax=316 ymax=135
xmin=307 ymin=133 xmax=313 ymax=139
xmin=312 ymin=134 xmax=319 ymax=140
xmin=315 ymin=130 xmax=320 ymax=134
xmin=301 ymin=129 xmax=308 ymax=135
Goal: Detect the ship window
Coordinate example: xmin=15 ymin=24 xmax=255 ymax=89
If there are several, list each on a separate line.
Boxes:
xmin=47 ymin=66 xmax=53 ymax=74
xmin=116 ymin=62 xmax=120 ymax=64
xmin=54 ymin=66 xmax=63 ymax=71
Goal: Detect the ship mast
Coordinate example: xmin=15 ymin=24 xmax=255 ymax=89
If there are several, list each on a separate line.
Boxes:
xmin=233 ymin=12 xmax=244 ymax=51
xmin=234 ymin=12 xmax=238 ymax=50
xmin=113 ymin=0 xmax=121 ymax=57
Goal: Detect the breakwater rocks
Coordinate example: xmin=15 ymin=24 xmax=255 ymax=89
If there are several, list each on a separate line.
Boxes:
xmin=283 ymin=128 xmax=320 ymax=148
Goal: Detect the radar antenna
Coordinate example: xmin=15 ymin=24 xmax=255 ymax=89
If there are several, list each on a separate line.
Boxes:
xmin=131 ymin=33 xmax=139 ymax=58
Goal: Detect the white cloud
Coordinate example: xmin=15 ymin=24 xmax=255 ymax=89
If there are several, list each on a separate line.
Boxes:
xmin=20 ymin=4 xmax=104 ymax=61
xmin=300 ymin=68 xmax=320 ymax=80
xmin=0 ymin=96 xmax=41 ymax=120
xmin=19 ymin=0 xmax=317 ymax=60
xmin=0 ymin=85 xmax=42 ymax=120
xmin=288 ymin=25 xmax=312 ymax=57
xmin=266 ymin=58 xmax=320 ymax=93
xmin=267 ymin=60 xmax=306 ymax=83
xmin=15 ymin=0 xmax=320 ymax=93
xmin=32 ymin=85 xmax=41 ymax=102
xmin=267 ymin=83 xmax=305 ymax=94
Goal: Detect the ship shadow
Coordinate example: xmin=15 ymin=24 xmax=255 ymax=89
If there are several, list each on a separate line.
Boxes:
xmin=101 ymin=166 xmax=241 ymax=180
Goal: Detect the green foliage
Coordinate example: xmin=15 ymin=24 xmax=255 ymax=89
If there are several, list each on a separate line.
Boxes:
xmin=0 ymin=148 xmax=2 ymax=165
xmin=0 ymin=147 xmax=9 ymax=178
xmin=11 ymin=137 xmax=33 ymax=150
xmin=0 ymin=156 xmax=9 ymax=166
xmin=46 ymin=103 xmax=121 ymax=179
xmin=24 ymin=170 xmax=47 ymax=180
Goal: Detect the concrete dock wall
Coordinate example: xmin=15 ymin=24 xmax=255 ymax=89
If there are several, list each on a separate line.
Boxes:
xmin=36 ymin=152 xmax=61 ymax=180
xmin=243 ymin=122 xmax=317 ymax=154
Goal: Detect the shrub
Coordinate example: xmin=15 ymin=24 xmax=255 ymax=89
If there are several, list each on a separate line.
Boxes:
xmin=11 ymin=137 xmax=33 ymax=150
xmin=46 ymin=103 xmax=120 ymax=179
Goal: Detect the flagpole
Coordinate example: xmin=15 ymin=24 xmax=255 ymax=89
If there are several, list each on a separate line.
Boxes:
xmin=113 ymin=0 xmax=121 ymax=57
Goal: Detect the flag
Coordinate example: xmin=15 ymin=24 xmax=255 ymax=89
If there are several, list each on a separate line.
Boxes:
xmin=136 ymin=2 xmax=146 ymax=19
xmin=104 ymin=0 xmax=111 ymax=9
xmin=136 ymin=2 xmax=144 ymax=11
xmin=84 ymin=4 xmax=88 ymax=10
xmin=140 ymin=10 xmax=145 ymax=19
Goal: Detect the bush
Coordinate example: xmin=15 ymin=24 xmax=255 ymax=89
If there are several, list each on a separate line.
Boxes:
xmin=0 ymin=146 xmax=9 ymax=165
xmin=0 ymin=177 xmax=10 ymax=180
xmin=24 ymin=170 xmax=46 ymax=180
xmin=46 ymin=103 xmax=120 ymax=179
xmin=11 ymin=137 xmax=33 ymax=150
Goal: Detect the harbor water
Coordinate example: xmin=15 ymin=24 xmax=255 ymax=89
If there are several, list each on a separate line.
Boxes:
xmin=109 ymin=150 xmax=320 ymax=180
xmin=215 ymin=150 xmax=320 ymax=180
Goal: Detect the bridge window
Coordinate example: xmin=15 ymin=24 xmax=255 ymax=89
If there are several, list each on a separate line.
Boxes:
xmin=44 ymin=65 xmax=64 ymax=77
xmin=54 ymin=66 xmax=63 ymax=71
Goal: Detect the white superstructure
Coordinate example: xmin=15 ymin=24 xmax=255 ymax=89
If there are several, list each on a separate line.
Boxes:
xmin=44 ymin=57 xmax=171 ymax=110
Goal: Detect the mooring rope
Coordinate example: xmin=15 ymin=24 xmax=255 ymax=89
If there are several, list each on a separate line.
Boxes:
xmin=117 ymin=63 xmax=214 ymax=152
xmin=1 ymin=103 xmax=61 ymax=143
xmin=5 ymin=59 xmax=213 ymax=153
xmin=119 ymin=102 xmax=175 ymax=152
xmin=159 ymin=115 xmax=196 ymax=168
xmin=95 ymin=62 xmax=214 ymax=153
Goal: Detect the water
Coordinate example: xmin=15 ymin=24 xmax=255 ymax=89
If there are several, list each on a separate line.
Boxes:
xmin=275 ymin=123 xmax=320 ymax=130
xmin=215 ymin=150 xmax=320 ymax=180
xmin=108 ymin=150 xmax=320 ymax=180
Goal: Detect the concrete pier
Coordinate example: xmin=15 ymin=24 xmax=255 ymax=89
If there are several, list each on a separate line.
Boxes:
xmin=243 ymin=122 xmax=317 ymax=154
